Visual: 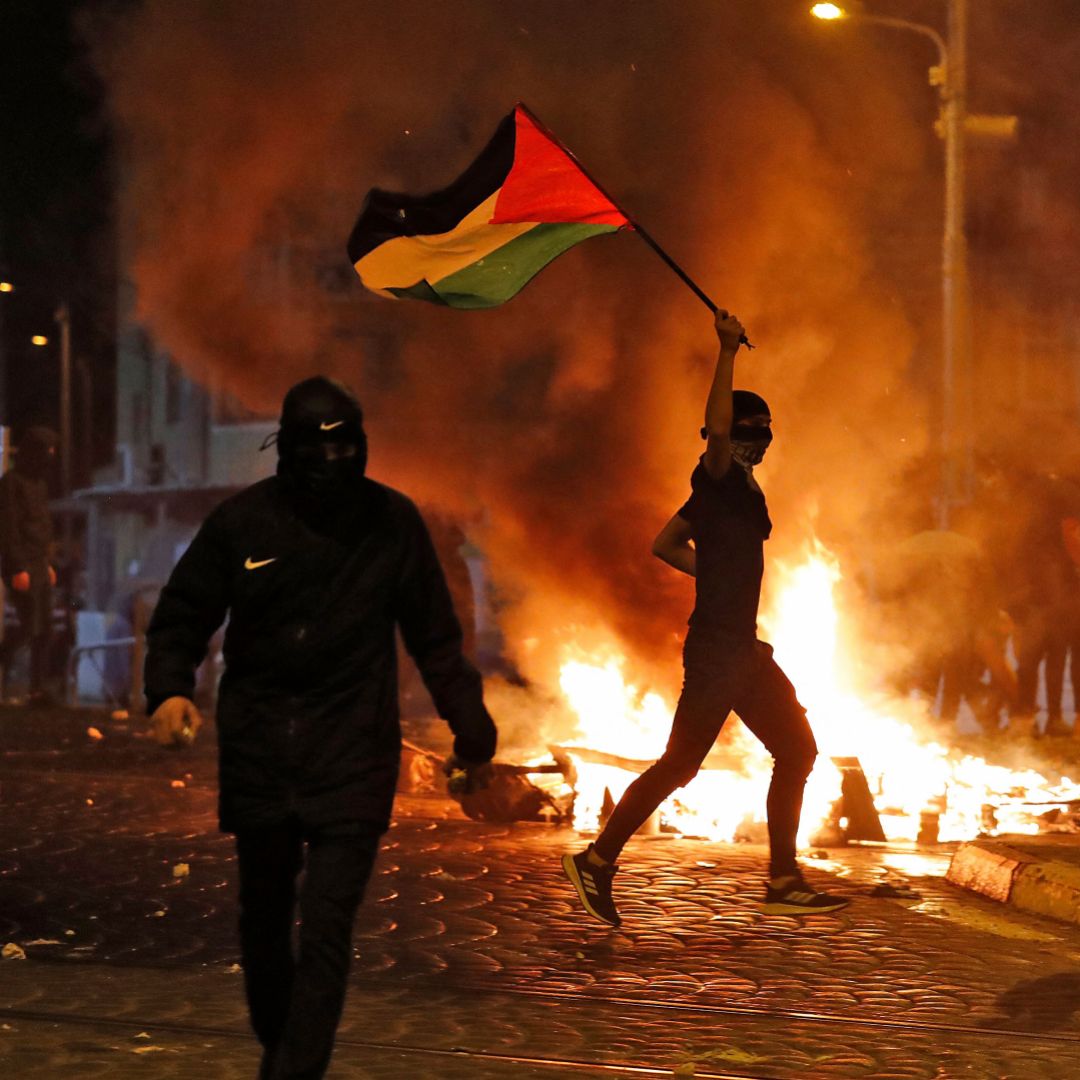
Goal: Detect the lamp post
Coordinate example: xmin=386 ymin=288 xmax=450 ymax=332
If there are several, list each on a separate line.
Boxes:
xmin=811 ymin=1 xmax=999 ymax=525
xmin=0 ymin=281 xmax=77 ymax=498
xmin=54 ymin=303 xmax=72 ymax=500
xmin=941 ymin=0 xmax=968 ymax=523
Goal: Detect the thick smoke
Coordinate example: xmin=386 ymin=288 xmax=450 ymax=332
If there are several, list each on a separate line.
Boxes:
xmin=89 ymin=0 xmax=1066 ymax=707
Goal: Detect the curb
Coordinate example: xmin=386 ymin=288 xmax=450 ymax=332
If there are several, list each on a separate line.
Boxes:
xmin=947 ymin=838 xmax=1080 ymax=926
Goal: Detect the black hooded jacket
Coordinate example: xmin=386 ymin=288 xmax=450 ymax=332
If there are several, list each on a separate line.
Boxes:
xmin=144 ymin=474 xmax=496 ymax=832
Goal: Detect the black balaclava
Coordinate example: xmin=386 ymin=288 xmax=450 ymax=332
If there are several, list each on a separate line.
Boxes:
xmin=730 ymin=389 xmax=772 ymax=469
xmin=697 ymin=391 xmax=773 ymax=468
xmin=273 ymin=376 xmax=368 ymax=507
xmin=18 ymin=426 xmax=59 ymax=479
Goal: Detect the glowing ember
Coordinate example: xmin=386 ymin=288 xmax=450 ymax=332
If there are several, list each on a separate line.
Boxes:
xmin=558 ymin=543 xmax=1080 ymax=847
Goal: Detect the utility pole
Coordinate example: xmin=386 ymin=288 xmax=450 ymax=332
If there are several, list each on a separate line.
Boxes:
xmin=813 ymin=0 xmax=1017 ymax=526
xmin=0 ymin=225 xmax=8 ymax=425
xmin=54 ymin=302 xmax=74 ymax=566
xmin=940 ymin=0 xmax=968 ymax=523
xmin=54 ymin=302 xmax=72 ymax=498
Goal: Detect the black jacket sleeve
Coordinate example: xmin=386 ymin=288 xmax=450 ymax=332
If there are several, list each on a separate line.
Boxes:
xmin=394 ymin=501 xmax=497 ymax=763
xmin=144 ymin=508 xmax=233 ymax=714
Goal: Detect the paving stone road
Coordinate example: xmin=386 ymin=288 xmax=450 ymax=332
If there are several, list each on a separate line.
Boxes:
xmin=2 ymin=707 xmax=1080 ymax=1078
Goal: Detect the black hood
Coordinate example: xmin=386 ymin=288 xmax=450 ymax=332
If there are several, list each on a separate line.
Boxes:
xmin=276 ymin=377 xmax=366 ymax=456
xmin=273 ymin=377 xmax=368 ymax=513
xmin=732 ymin=390 xmax=770 ymax=423
xmin=698 ymin=391 xmax=772 ymax=442
xmin=18 ymin=426 xmax=58 ymax=478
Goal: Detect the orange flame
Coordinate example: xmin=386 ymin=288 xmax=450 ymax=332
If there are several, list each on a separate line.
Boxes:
xmin=558 ymin=543 xmax=1080 ymax=846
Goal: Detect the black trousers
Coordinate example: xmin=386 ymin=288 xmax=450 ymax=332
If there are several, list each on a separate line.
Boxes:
xmin=235 ymin=818 xmax=382 ymax=1080
xmin=0 ymin=584 xmax=52 ymax=695
xmin=595 ymin=635 xmax=818 ymax=879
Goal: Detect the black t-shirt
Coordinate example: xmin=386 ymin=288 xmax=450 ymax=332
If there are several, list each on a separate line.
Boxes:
xmin=677 ymin=458 xmax=772 ymax=638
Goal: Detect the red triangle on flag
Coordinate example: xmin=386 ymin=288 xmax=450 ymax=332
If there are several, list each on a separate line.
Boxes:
xmin=491 ymin=108 xmax=629 ymax=228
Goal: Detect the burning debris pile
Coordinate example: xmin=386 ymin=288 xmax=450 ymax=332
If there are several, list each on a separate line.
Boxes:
xmin=439 ymin=544 xmax=1080 ymax=848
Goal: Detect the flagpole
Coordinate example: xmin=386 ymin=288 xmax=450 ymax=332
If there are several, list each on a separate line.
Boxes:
xmin=515 ymin=101 xmax=754 ymax=348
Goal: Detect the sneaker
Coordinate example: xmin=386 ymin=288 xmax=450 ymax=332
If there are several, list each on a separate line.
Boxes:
xmin=561 ymin=846 xmax=621 ymax=927
xmin=762 ymin=874 xmax=849 ymax=916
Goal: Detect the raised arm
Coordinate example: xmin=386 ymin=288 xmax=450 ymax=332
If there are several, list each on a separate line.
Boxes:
xmin=652 ymin=513 xmax=696 ymax=577
xmin=702 ymin=310 xmax=746 ymax=481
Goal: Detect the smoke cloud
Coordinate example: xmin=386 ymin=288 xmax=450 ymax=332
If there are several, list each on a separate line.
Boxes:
xmin=86 ymin=0 xmax=1077 ymax=707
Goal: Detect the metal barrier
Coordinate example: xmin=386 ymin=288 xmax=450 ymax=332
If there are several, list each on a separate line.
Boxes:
xmin=66 ymin=637 xmax=136 ymax=709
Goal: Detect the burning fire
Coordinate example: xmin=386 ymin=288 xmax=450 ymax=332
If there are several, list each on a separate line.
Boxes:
xmin=558 ymin=544 xmax=1080 ymax=846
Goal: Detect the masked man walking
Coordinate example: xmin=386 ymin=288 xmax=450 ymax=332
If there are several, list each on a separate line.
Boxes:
xmin=145 ymin=376 xmax=497 ymax=1079
xmin=562 ymin=313 xmax=847 ymax=927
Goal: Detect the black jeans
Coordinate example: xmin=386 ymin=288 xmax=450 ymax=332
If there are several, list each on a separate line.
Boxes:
xmin=235 ymin=818 xmax=382 ymax=1080
xmin=0 ymin=583 xmax=52 ymax=695
xmin=594 ymin=635 xmax=818 ymax=879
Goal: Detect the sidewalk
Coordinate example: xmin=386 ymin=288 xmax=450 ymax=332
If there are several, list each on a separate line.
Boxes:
xmin=949 ymin=833 xmax=1080 ymax=927
xmin=3 ymin=704 xmax=1080 ymax=1077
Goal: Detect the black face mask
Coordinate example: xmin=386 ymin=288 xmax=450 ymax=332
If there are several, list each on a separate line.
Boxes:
xmin=730 ymin=424 xmax=772 ymax=468
xmin=282 ymin=441 xmax=367 ymax=507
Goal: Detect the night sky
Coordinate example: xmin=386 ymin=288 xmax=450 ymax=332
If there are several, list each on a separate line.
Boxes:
xmin=3 ymin=0 xmax=1079 ymax=520
xmin=0 ymin=0 xmax=118 ymax=477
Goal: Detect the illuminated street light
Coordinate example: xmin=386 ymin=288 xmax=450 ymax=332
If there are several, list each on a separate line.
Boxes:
xmin=31 ymin=335 xmax=49 ymax=347
xmin=0 ymin=282 xmax=13 ymax=293
xmin=811 ymin=0 xmax=1012 ymax=525
xmin=811 ymin=3 xmax=957 ymax=521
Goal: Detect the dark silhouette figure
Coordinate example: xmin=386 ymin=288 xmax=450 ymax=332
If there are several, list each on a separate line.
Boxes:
xmin=562 ymin=313 xmax=847 ymax=928
xmin=0 ymin=426 xmax=58 ymax=701
xmin=144 ymin=377 xmax=497 ymax=1080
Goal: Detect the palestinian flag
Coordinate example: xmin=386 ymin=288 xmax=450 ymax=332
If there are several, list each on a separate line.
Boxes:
xmin=347 ymin=105 xmax=630 ymax=309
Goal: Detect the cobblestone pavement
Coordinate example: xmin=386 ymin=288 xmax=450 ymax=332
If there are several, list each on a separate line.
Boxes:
xmin=3 ymin=707 xmax=1080 ymax=1077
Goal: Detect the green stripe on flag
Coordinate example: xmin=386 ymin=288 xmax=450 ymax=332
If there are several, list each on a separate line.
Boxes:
xmin=429 ymin=221 xmax=619 ymax=309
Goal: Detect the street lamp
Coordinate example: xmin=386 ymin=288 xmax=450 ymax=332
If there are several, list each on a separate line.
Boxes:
xmin=813 ymin=4 xmax=1019 ymax=523
xmin=2 ymin=298 xmax=73 ymax=496
xmin=1 ymin=285 xmax=73 ymax=500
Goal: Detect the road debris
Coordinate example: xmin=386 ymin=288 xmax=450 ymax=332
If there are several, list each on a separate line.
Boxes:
xmin=870 ymin=882 xmax=923 ymax=900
